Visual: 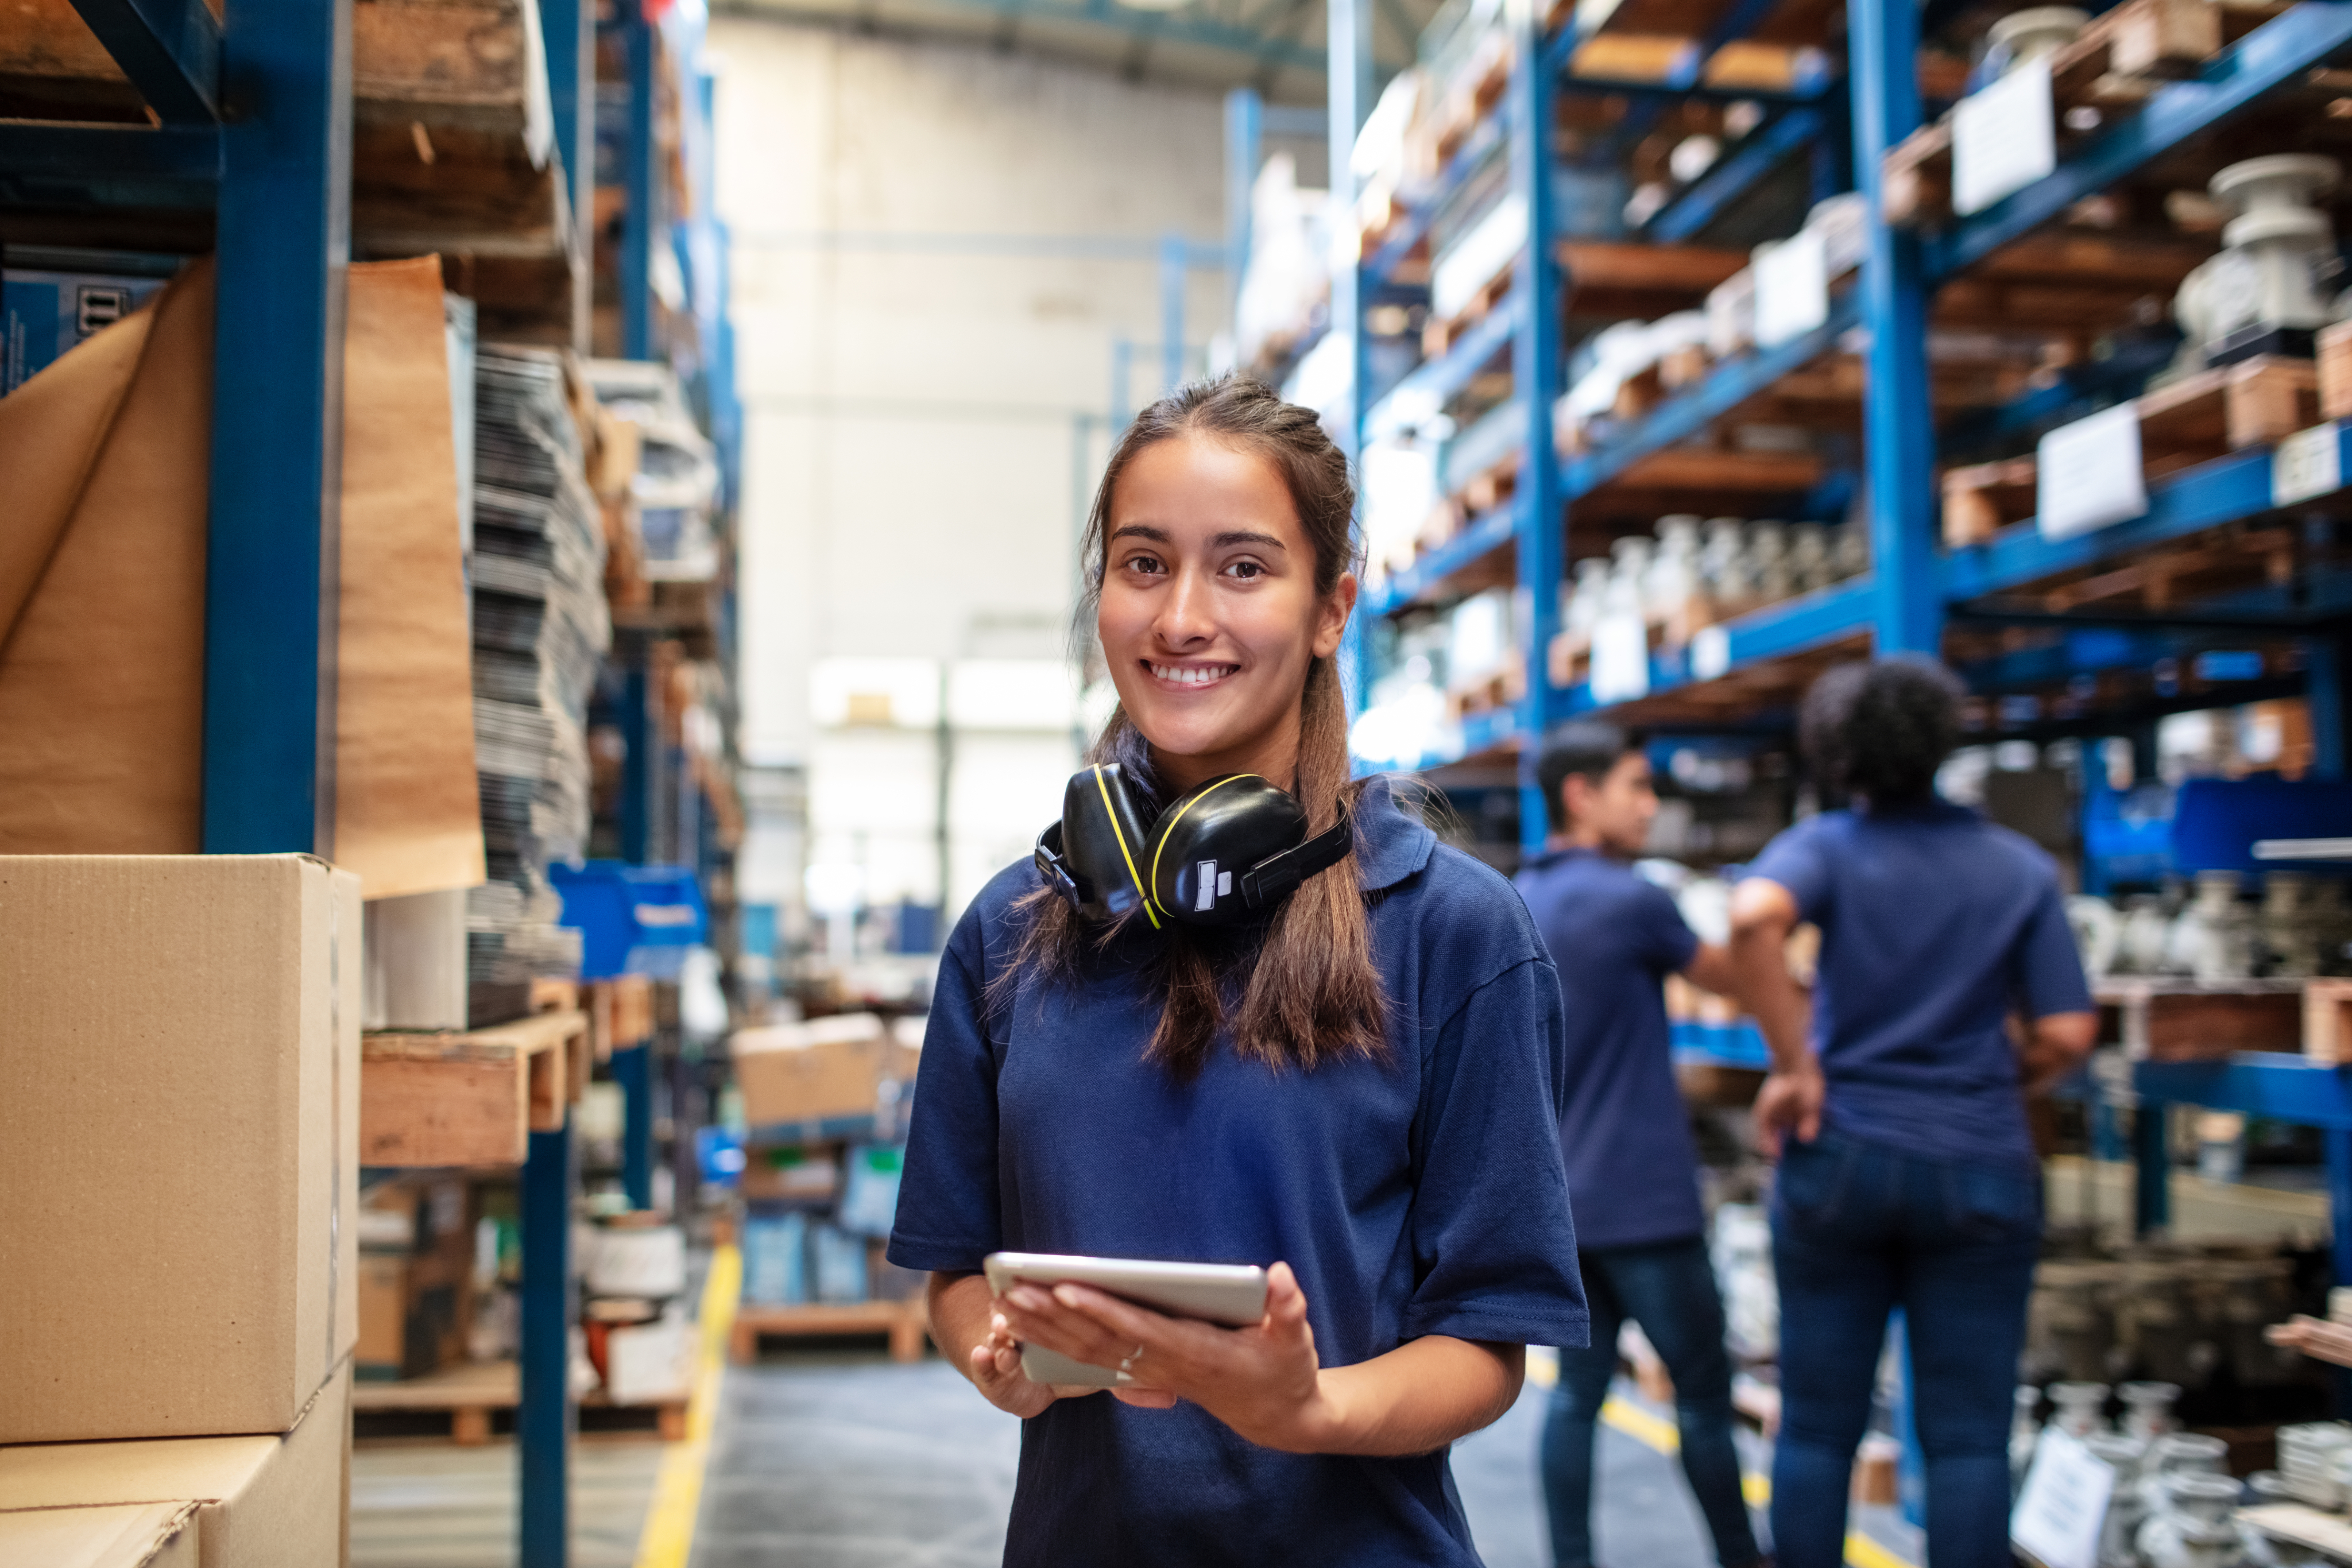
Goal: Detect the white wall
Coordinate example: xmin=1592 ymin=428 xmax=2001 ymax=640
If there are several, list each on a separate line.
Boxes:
xmin=713 ymin=16 xmax=1231 ymax=923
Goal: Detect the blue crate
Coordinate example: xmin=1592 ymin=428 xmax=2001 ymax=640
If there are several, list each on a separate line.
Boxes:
xmin=548 ymin=861 xmax=707 ymax=980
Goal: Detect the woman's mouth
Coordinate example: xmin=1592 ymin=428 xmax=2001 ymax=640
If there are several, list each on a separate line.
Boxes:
xmin=1147 ymin=661 xmax=1238 ymax=688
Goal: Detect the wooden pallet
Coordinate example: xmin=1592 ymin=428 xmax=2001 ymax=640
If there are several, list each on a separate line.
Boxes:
xmin=361 ymin=1008 xmax=590 ymax=1167
xmin=1423 ymin=268 xmax=1516 ymax=359
xmin=730 ymin=1300 xmax=931 ymax=1365
xmin=587 ymin=975 xmax=657 ymax=1060
xmin=2301 ymin=980 xmax=2352 ymax=1065
xmin=2242 ymin=1501 xmax=2352 ymax=1562
xmin=2095 ymin=977 xmax=2305 ymax=1061
xmin=353 ymin=1358 xmax=686 ymax=1445
xmin=1941 ymin=356 xmax=2322 ymax=546
xmin=1884 ymin=0 xmax=2291 ymax=227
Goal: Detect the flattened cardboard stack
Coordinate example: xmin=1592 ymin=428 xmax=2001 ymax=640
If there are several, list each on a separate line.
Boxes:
xmin=0 ymin=855 xmax=361 ymax=1565
xmin=467 ymin=347 xmax=610 ymax=1024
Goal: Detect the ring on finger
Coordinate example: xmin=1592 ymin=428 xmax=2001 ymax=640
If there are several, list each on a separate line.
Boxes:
xmin=1117 ymin=1342 xmax=1145 ymax=1377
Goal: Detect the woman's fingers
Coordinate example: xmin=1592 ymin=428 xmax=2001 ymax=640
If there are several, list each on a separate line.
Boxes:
xmin=1112 ymin=1386 xmax=1178 ymax=1409
xmin=999 ymin=1285 xmax=1141 ymax=1373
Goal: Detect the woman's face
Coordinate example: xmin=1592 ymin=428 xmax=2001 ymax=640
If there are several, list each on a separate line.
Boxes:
xmin=1096 ymin=432 xmax=1355 ymax=794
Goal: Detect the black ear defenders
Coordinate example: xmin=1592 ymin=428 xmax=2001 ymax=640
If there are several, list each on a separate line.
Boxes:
xmin=1033 ymin=764 xmax=1353 ymax=930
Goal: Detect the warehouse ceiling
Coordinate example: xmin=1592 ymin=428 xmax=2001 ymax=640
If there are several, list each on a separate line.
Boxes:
xmin=714 ymin=0 xmax=1437 ymax=103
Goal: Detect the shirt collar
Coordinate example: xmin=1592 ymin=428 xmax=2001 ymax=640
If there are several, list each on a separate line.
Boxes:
xmin=1353 ymin=773 xmax=1438 ymax=892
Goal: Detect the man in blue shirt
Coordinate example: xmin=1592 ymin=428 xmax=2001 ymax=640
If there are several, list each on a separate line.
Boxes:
xmin=1516 ymin=722 xmax=1761 ymax=1568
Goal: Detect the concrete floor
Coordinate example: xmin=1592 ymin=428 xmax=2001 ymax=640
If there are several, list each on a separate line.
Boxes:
xmin=353 ymin=1347 xmax=1919 ymax=1568
xmin=692 ymin=1346 xmax=1753 ymax=1568
xmin=351 ymin=1439 xmax=665 ymax=1568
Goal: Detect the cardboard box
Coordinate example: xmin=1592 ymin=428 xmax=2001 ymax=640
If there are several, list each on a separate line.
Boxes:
xmin=0 ymin=1502 xmax=199 ymax=1568
xmin=0 ymin=856 xmax=361 ymax=1442
xmin=0 ymin=1363 xmax=350 ymax=1568
xmin=732 ymin=1013 xmax=900 ymax=1130
xmin=355 ymin=1176 xmax=474 ymax=1381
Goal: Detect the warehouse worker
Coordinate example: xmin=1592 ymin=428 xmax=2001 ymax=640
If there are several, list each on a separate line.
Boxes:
xmin=887 ymin=376 xmax=1588 ymax=1568
xmin=1515 ymin=721 xmax=1763 ymax=1568
xmin=1730 ymin=656 xmax=2096 ymax=1568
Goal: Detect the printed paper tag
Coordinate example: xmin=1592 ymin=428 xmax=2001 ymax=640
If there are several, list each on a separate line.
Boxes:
xmin=2038 ymin=403 xmax=2147 ymax=540
xmin=1753 ymin=229 xmax=1829 ymax=349
xmin=2010 ymin=1428 xmax=2116 ymax=1568
xmin=2273 ymin=421 xmax=2343 ymax=507
xmin=1589 ymin=614 xmax=1651 ymax=703
xmin=1690 ymin=625 xmax=1731 ymax=682
xmin=1953 ymin=58 xmax=2056 ymax=216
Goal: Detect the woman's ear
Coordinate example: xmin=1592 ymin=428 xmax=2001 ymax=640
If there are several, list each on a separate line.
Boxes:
xmin=1311 ymin=572 xmax=1357 ymax=660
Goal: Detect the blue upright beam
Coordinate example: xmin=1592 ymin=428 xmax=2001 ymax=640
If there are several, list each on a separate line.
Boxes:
xmin=1329 ymin=0 xmax=1372 ymax=714
xmin=1512 ymin=10 xmax=1562 ymax=856
xmin=519 ymin=1124 xmax=577 ymax=1568
xmin=613 ymin=1043 xmax=655 ymax=1210
xmin=200 ymin=0 xmax=351 ymax=857
xmin=1224 ymin=88 xmax=1262 ymax=326
xmin=2309 ymin=633 xmax=2346 ymax=780
xmin=621 ymin=1 xmax=657 ymax=361
xmin=1159 ymin=232 xmax=1187 ymax=392
xmin=619 ymin=657 xmax=651 ymax=865
xmin=1849 ymin=0 xmax=1940 ymax=658
xmin=2329 ymin=1130 xmax=2352 ymax=1293
xmin=67 ymin=0 xmax=220 ymax=123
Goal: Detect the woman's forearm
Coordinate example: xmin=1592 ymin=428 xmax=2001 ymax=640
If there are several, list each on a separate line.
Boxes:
xmin=1727 ymin=881 xmax=1812 ymax=1073
xmin=929 ymin=1271 xmax=995 ymax=1384
xmin=1302 ymin=1337 xmax=1523 ymax=1456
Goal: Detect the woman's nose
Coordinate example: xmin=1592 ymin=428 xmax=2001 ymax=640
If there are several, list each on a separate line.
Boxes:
xmin=1155 ymin=566 xmax=1216 ymax=646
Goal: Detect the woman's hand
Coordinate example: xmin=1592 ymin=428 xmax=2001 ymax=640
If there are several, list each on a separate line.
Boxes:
xmin=1751 ymin=1059 xmax=1824 ymax=1157
xmin=929 ymin=1271 xmax=1088 ymax=1420
xmin=995 ymin=1261 xmax=1340 ymax=1451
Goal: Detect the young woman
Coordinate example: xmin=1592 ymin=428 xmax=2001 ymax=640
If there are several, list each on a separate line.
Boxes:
xmin=1730 ymin=656 xmax=2097 ymax=1568
xmin=887 ymin=377 xmax=1589 ymax=1566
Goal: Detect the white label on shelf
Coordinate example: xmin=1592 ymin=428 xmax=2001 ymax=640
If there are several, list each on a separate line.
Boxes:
xmin=1589 ymin=614 xmax=1651 ymax=703
xmin=1690 ymin=625 xmax=1732 ymax=682
xmin=2037 ymin=402 xmax=2147 ymax=540
xmin=1952 ymin=57 xmax=2056 ymax=216
xmin=1752 ymin=229 xmax=1829 ymax=349
xmin=2009 ymin=1429 xmax=2115 ymax=1568
xmin=2273 ymin=421 xmax=2343 ymax=507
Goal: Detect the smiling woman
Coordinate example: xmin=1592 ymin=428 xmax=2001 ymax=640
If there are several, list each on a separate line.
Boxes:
xmin=883 ymin=375 xmax=1591 ymax=1568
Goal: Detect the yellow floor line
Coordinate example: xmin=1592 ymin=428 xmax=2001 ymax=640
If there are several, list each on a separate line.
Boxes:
xmin=633 ymin=1243 xmax=741 ymax=1568
xmin=1598 ymin=1393 xmax=1917 ymax=1568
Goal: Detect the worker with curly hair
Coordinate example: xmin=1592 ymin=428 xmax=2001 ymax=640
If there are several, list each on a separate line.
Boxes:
xmin=1729 ymin=656 xmax=2096 ymax=1568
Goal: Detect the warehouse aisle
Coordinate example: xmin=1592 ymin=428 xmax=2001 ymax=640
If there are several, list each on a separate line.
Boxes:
xmin=690 ymin=1347 xmax=1739 ymax=1568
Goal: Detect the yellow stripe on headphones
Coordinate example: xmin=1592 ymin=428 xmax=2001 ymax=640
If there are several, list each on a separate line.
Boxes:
xmin=1093 ymin=765 xmax=1160 ymax=930
xmin=1147 ymin=773 xmax=1256 ymax=921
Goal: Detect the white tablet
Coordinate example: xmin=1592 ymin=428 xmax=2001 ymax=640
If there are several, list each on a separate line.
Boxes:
xmin=982 ymin=1251 xmax=1269 ymax=1388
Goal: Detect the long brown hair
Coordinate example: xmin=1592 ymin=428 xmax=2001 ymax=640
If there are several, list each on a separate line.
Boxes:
xmin=1003 ymin=376 xmax=1387 ymax=1076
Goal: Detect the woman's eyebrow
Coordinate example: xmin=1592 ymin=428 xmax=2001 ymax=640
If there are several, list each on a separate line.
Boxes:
xmin=1213 ymin=530 xmax=1287 ymax=550
xmin=1108 ymin=524 xmax=1172 ymax=543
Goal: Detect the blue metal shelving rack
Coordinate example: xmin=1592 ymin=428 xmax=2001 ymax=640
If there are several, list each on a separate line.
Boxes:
xmin=1328 ymin=0 xmax=2352 ymax=1534
xmin=1334 ymin=1 xmax=2352 ymax=821
xmin=0 ymin=3 xmax=640 ymax=1562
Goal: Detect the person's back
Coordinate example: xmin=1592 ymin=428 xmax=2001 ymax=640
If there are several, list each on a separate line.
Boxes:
xmin=1761 ymin=797 xmax=2084 ymax=1168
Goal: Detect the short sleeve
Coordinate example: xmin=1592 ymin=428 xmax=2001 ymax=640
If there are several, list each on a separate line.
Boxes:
xmin=1744 ymin=818 xmax=1833 ymax=922
xmin=1402 ymin=955 xmax=1591 ymax=1350
xmin=887 ymin=909 xmax=1004 ymax=1272
xmin=2011 ymin=877 xmax=2094 ymax=1020
xmin=1633 ymin=882 xmax=1700 ymax=974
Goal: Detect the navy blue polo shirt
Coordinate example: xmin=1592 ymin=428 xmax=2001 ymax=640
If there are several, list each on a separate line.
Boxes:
xmin=1743 ymin=796 xmax=2094 ymax=1172
xmin=888 ymin=775 xmax=1588 ymax=1568
xmin=1514 ymin=847 xmax=1706 ymax=1250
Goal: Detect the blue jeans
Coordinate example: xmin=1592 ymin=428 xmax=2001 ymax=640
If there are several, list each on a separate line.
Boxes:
xmin=1541 ymin=1236 xmax=1761 ymax=1568
xmin=1770 ymin=1131 xmax=2041 ymax=1568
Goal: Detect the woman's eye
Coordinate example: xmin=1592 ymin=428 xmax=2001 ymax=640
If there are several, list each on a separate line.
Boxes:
xmin=1123 ymin=555 xmax=1165 ymax=576
xmin=1224 ymin=560 xmax=1264 ymax=580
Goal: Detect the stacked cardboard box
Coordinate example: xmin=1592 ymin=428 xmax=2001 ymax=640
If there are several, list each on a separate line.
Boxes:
xmin=0 ymin=856 xmax=361 ymax=1564
xmin=732 ymin=1014 xmax=922 ymax=1308
xmin=355 ymin=1177 xmax=479 ymax=1383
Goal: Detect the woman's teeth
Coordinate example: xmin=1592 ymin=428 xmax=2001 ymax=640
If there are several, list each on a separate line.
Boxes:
xmin=1150 ymin=663 xmax=1236 ymax=686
